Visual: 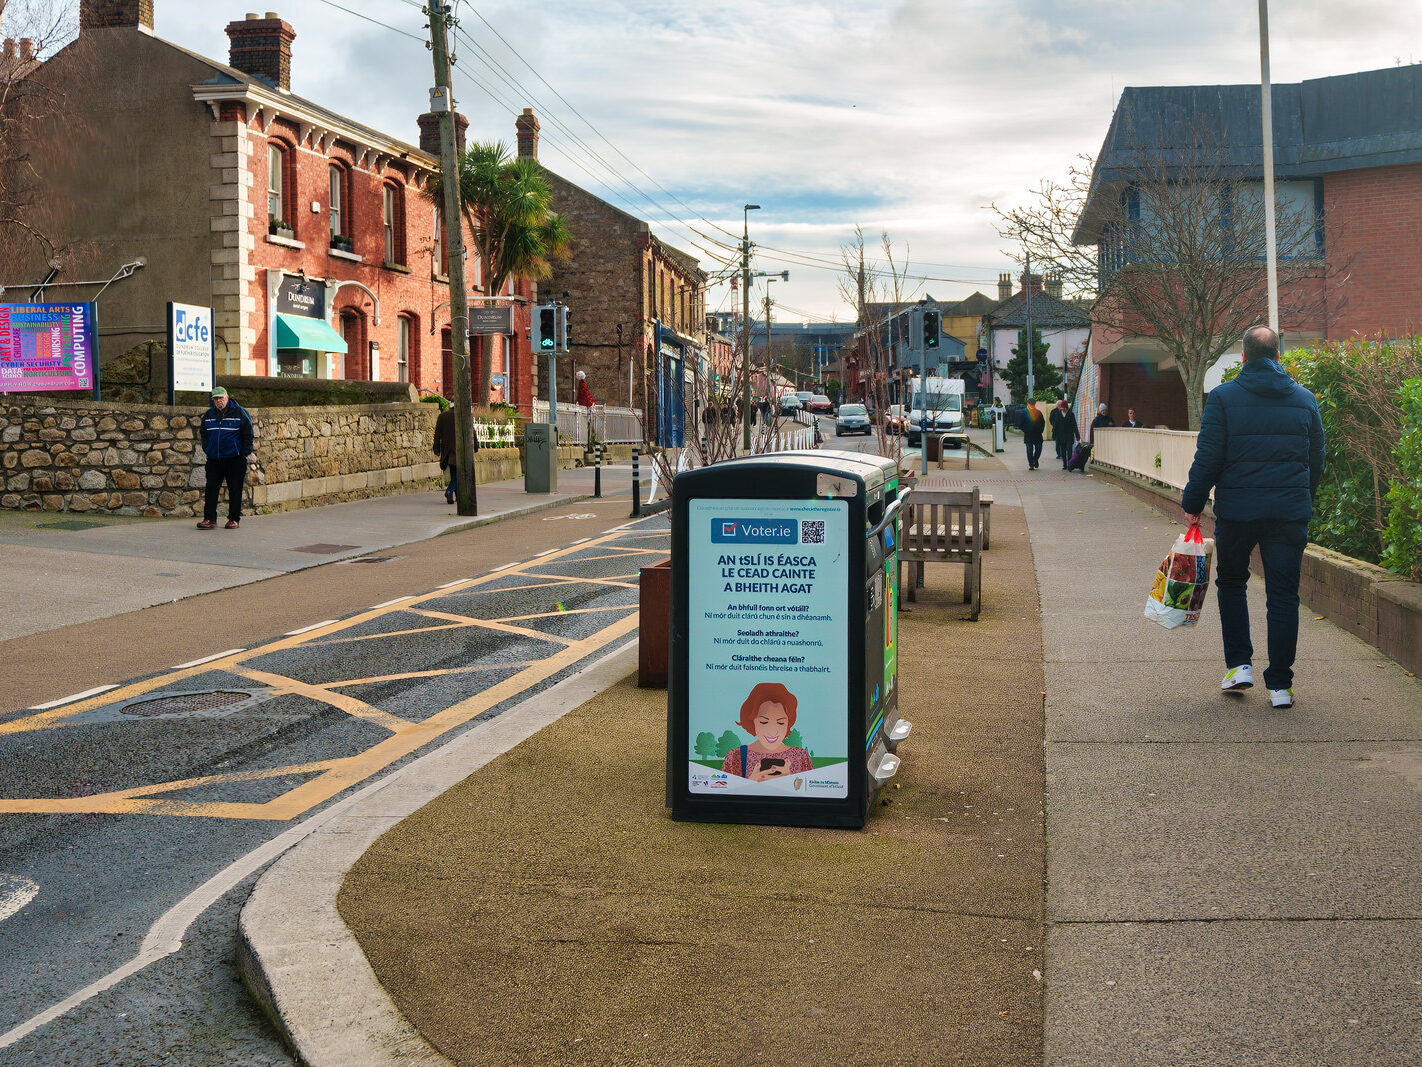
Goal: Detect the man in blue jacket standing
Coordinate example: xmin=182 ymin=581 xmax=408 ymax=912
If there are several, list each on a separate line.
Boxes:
xmin=197 ymin=386 xmax=255 ymax=530
xmin=1182 ymin=326 xmax=1324 ymax=709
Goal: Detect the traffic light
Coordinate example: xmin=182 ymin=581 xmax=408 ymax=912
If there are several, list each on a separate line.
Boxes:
xmin=923 ymin=310 xmax=940 ymax=349
xmin=535 ymin=305 xmax=557 ymax=352
xmin=558 ymin=305 xmax=571 ymax=352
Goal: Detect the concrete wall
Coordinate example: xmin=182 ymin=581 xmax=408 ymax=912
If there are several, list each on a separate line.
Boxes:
xmin=1 ymin=397 xmax=568 ymax=517
xmin=1093 ymin=463 xmax=1422 ymax=676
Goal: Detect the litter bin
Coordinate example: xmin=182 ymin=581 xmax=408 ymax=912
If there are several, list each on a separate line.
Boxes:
xmin=667 ymin=449 xmax=910 ymax=829
xmin=523 ymin=422 xmax=557 ymax=493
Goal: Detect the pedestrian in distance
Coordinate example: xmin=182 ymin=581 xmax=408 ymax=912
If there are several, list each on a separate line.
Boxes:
xmin=432 ymin=403 xmax=478 ymax=505
xmin=1020 ymin=399 xmax=1045 ymax=470
xmin=1182 ymin=325 xmax=1325 ymax=710
xmin=1049 ymin=399 xmax=1079 ymax=469
xmin=1123 ymin=408 xmax=1141 ymax=428
xmin=1090 ymin=403 xmax=1115 ymax=441
xmin=197 ymin=386 xmax=253 ymax=530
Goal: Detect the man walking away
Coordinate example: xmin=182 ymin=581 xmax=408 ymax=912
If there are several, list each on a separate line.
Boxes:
xmin=1020 ymin=399 xmax=1045 ymax=470
xmin=197 ymin=386 xmax=254 ymax=530
xmin=1049 ymin=399 xmax=1079 ymax=469
xmin=1182 ymin=325 xmax=1324 ymax=709
xmin=432 ymin=403 xmax=478 ymax=505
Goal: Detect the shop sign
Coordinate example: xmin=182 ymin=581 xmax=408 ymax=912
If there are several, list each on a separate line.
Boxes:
xmin=167 ymin=302 xmax=214 ymax=394
xmin=684 ymin=498 xmax=849 ymax=799
xmin=468 ymin=306 xmax=513 ymax=334
xmin=275 ymin=275 xmax=325 ymax=319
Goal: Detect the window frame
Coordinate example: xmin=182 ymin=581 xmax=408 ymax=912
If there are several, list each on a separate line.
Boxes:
xmin=267 ymin=142 xmax=287 ymax=228
xmin=328 ymin=164 xmax=346 ymax=240
xmin=397 ymin=314 xmax=414 ymax=383
xmin=383 ymin=182 xmax=407 ymax=266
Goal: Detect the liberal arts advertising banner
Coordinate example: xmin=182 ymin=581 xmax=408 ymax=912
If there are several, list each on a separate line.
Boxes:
xmin=0 ymin=303 xmax=97 ymax=393
xmin=686 ymin=498 xmax=850 ymax=799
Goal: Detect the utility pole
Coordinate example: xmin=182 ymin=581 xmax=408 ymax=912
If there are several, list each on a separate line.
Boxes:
xmin=1259 ymin=0 xmax=1280 ymax=332
xmin=741 ymin=204 xmax=759 ymax=451
xmin=428 ymin=1 xmax=476 ymax=515
xmin=1024 ymin=252 xmax=1034 ymax=402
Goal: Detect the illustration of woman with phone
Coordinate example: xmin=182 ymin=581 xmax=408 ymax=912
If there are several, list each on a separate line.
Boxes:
xmin=721 ymin=681 xmax=814 ymax=782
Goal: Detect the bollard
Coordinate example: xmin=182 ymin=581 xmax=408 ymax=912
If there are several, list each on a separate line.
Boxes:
xmin=594 ymin=443 xmax=603 ymax=498
xmin=631 ymin=447 xmax=642 ymax=517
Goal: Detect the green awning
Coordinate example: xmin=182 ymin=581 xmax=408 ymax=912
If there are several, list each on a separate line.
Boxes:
xmin=275 ymin=313 xmax=348 ymax=352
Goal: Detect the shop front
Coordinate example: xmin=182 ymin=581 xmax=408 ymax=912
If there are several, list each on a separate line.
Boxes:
xmin=266 ymin=270 xmax=349 ymax=379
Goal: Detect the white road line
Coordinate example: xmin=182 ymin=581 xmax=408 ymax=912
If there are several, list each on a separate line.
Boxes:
xmin=369 ymin=596 xmax=416 ymax=609
xmin=170 ymin=649 xmax=247 ymax=670
xmin=0 ymin=635 xmax=638 ymax=1051
xmin=570 ymin=538 xmax=591 ymax=546
xmin=533 ymin=549 xmax=557 ymax=557
xmin=282 ymin=621 xmax=338 ymax=638
xmin=0 ymin=875 xmax=38 ymax=925
xmin=30 ymin=685 xmax=118 ymax=711
xmin=490 ymin=561 xmax=520 ymax=572
xmin=435 ymin=579 xmax=469 ymax=589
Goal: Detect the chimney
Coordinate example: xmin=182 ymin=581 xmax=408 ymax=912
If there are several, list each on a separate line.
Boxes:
xmin=516 ymin=108 xmax=540 ymax=160
xmin=1045 ymin=273 xmax=1063 ymax=300
xmin=225 ymin=12 xmax=297 ymax=93
xmin=998 ymin=272 xmax=1013 ymax=301
xmin=2 ymin=40 xmax=14 ymax=63
xmin=1019 ymin=271 xmax=1044 ymax=296
xmin=80 ymin=0 xmax=154 ymax=32
xmin=417 ymin=111 xmax=469 ymax=157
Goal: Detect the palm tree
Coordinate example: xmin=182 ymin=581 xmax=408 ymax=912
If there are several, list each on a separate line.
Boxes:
xmin=427 ymin=142 xmax=571 ymax=405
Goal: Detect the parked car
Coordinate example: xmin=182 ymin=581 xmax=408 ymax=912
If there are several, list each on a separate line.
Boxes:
xmin=835 ymin=402 xmax=872 ymax=436
xmin=806 ymin=394 xmax=833 ymax=414
xmin=778 ymin=394 xmax=803 ymax=415
xmin=795 ymin=390 xmax=814 ymax=407
xmin=885 ymin=403 xmax=907 ymax=435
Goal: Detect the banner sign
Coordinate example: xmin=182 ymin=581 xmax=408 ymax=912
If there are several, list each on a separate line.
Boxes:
xmin=167 ymin=302 xmax=214 ymax=396
xmin=685 ymin=497 xmax=850 ymax=799
xmin=275 ymin=275 xmax=325 ymax=319
xmin=0 ymin=303 xmax=97 ymax=393
xmin=468 ymin=306 xmax=513 ymax=334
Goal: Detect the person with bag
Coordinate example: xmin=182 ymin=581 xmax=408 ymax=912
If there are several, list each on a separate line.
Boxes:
xmin=1181 ymin=325 xmax=1324 ymax=709
xmin=1049 ymin=399 xmax=1079 ymax=469
xmin=432 ymin=403 xmax=478 ymax=505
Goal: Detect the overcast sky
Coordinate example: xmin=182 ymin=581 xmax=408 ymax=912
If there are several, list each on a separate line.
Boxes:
xmin=28 ymin=0 xmax=1422 ymax=321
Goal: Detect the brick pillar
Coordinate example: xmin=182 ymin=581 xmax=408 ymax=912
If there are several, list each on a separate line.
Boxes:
xmin=417 ymin=111 xmax=469 ymax=156
xmin=225 ymin=13 xmax=297 ymax=92
xmin=516 ymin=108 xmax=540 ymax=160
xmin=80 ymin=0 xmax=154 ymax=31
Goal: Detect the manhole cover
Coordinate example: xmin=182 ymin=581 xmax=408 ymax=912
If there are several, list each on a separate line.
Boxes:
xmin=122 ymin=690 xmax=252 ymax=717
xmin=291 ymin=543 xmax=361 ymax=555
xmin=39 ymin=519 xmax=106 ymax=531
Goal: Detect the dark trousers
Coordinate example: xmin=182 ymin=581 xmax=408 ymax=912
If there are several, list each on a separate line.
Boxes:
xmin=204 ymin=456 xmax=247 ymax=522
xmin=445 ymin=465 xmax=457 ymax=496
xmin=1025 ymin=440 xmax=1043 ymax=468
xmin=1055 ymin=437 xmax=1074 ymax=466
xmin=1214 ymin=517 xmax=1308 ymax=690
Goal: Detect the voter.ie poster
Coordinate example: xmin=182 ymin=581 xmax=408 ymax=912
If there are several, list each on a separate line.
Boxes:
xmin=686 ymin=498 xmax=849 ymax=799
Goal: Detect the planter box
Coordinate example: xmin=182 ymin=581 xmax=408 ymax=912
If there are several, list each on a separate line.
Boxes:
xmin=639 ymin=557 xmax=671 ymax=688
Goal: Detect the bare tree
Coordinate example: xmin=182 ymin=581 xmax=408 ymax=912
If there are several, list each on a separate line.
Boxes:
xmin=837 ymin=227 xmax=919 ymax=462
xmin=995 ymin=130 xmax=1342 ymax=429
xmin=0 ymin=1 xmax=80 ymax=282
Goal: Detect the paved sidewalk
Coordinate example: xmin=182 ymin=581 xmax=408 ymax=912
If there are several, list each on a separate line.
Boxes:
xmin=0 ymin=463 xmax=635 ymax=642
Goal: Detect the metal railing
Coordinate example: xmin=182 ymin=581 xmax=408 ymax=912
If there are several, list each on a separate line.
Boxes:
xmin=1091 ymin=427 xmax=1198 ymax=489
xmin=531 ymin=402 xmax=643 ymax=445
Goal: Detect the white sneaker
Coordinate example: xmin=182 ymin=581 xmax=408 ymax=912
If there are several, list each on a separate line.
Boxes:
xmin=1269 ymin=688 xmax=1295 ymax=708
xmin=1221 ymin=665 xmax=1254 ymax=691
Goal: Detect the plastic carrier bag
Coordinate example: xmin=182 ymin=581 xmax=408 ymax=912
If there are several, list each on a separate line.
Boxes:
xmin=1144 ymin=522 xmax=1215 ymax=629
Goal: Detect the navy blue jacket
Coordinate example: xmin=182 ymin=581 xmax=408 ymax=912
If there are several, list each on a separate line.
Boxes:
xmin=200 ymin=400 xmax=254 ymax=461
xmin=1181 ymin=359 xmax=1324 ymax=522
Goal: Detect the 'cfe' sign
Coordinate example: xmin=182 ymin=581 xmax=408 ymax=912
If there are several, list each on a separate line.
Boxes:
xmin=167 ymin=301 xmax=214 ymax=399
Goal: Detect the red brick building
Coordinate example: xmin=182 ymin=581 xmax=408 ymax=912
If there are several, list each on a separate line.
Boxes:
xmin=12 ymin=0 xmax=535 ymax=412
xmin=1076 ymin=65 xmax=1422 ymax=425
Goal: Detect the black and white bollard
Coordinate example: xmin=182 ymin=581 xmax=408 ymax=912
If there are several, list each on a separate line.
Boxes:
xmin=631 ymin=447 xmax=641 ymax=517
xmin=594 ymin=443 xmax=603 ymax=498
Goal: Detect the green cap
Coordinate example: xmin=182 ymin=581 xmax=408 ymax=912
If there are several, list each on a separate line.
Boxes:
xmin=211 ymin=386 xmax=228 ymax=398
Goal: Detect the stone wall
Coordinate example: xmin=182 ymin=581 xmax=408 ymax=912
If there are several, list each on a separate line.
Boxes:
xmin=0 ymin=397 xmax=561 ymax=517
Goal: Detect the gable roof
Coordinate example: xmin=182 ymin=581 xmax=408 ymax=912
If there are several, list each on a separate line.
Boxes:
xmin=985 ymin=290 xmax=1090 ymax=329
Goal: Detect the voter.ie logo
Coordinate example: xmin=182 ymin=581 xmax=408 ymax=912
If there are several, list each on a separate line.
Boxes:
xmin=711 ymin=517 xmax=797 ymax=544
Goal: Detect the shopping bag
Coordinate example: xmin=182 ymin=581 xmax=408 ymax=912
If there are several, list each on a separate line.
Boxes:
xmin=1144 ymin=521 xmax=1214 ymax=629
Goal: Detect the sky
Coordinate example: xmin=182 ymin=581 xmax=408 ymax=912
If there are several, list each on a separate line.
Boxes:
xmin=21 ymin=0 xmax=1422 ymax=322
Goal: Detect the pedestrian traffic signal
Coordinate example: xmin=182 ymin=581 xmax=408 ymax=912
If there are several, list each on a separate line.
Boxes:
xmin=923 ymin=310 xmax=940 ymax=349
xmin=559 ymin=305 xmax=571 ymax=351
xmin=536 ymin=305 xmax=557 ymax=351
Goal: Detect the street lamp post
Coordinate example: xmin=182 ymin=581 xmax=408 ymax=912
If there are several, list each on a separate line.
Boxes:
xmin=741 ymin=204 xmax=760 ymax=451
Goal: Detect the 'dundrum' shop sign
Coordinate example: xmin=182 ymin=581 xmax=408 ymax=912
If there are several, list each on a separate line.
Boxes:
xmin=686 ymin=498 xmax=849 ymax=799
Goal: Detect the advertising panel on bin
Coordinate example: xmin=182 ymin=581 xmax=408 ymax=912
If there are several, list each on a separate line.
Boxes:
xmin=686 ymin=498 xmax=850 ymax=799
xmin=0 ymin=303 xmax=96 ymax=393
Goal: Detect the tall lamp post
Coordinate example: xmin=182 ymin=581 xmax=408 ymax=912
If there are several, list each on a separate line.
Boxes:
xmin=763 ymin=274 xmax=783 ymax=392
xmin=741 ymin=203 xmax=760 ymax=451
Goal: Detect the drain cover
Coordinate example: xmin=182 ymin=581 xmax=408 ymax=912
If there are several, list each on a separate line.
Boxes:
xmin=39 ymin=519 xmax=106 ymax=531
xmin=122 ymin=690 xmax=252 ymax=717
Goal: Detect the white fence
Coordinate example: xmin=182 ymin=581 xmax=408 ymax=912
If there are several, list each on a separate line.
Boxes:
xmin=531 ymin=402 xmax=643 ymax=445
xmin=1092 ymin=427 xmax=1199 ymax=489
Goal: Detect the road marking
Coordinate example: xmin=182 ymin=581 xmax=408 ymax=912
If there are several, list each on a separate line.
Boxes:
xmin=533 ymin=548 xmax=558 ymax=557
xmin=490 ymin=561 xmax=520 ymax=572
xmin=435 ymin=578 xmax=470 ymax=588
xmin=542 ymin=513 xmax=597 ymax=521
xmin=29 ymin=685 xmax=117 ymax=710
xmin=369 ymin=596 xmax=416 ymax=609
xmin=0 ymin=875 xmax=38 ymax=924
xmin=170 ymin=649 xmax=247 ymax=670
xmin=283 ymin=621 xmax=338 ymax=637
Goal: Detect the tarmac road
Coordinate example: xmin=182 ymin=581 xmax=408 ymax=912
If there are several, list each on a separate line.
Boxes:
xmin=0 ymin=496 xmax=664 ymax=1061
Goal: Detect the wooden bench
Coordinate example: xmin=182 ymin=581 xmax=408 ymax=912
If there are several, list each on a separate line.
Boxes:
xmin=897 ymin=486 xmax=983 ymax=619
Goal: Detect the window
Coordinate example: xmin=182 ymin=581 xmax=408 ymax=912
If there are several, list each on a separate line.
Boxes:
xmin=383 ymin=182 xmax=406 ymax=265
xmin=267 ymin=143 xmax=285 ymax=227
xmin=397 ymin=314 xmax=414 ymax=383
xmin=328 ymin=165 xmax=344 ymax=239
xmin=433 ymin=205 xmax=448 ymax=275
